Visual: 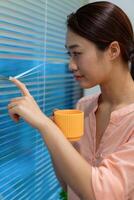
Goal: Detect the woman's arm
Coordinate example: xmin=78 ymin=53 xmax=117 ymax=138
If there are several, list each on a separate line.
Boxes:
xmin=38 ymin=116 xmax=95 ymax=200
xmin=49 ymin=115 xmax=67 ymax=191
xmin=8 ymin=78 xmax=95 ymax=200
xmin=51 ymin=158 xmax=67 ymax=192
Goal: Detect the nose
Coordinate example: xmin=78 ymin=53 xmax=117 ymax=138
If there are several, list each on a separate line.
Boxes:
xmin=69 ymin=57 xmax=78 ymax=72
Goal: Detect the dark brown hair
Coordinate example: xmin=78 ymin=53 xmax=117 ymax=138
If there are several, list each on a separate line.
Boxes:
xmin=67 ymin=1 xmax=134 ymax=80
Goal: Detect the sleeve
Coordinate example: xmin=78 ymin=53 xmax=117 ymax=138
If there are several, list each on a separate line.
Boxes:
xmin=92 ymin=134 xmax=134 ymax=200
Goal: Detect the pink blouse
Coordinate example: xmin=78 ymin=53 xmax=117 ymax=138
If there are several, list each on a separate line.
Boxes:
xmin=68 ymin=93 xmax=134 ymax=200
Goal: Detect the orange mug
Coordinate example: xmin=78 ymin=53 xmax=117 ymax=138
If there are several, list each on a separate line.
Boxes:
xmin=54 ymin=109 xmax=84 ymax=141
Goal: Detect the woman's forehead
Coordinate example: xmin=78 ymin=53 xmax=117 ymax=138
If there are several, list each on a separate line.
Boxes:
xmin=66 ymin=30 xmax=89 ymax=49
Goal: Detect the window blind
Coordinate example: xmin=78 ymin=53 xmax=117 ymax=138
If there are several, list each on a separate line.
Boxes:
xmin=0 ymin=0 xmax=86 ymax=199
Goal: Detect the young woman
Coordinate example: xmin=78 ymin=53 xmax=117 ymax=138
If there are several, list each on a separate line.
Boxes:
xmin=8 ymin=1 xmax=134 ymax=200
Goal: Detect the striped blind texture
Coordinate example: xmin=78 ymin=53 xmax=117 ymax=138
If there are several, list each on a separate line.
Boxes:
xmin=0 ymin=0 xmax=85 ymax=199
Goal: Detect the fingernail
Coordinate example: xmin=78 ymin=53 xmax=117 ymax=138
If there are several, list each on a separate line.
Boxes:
xmin=9 ymin=76 xmax=13 ymax=80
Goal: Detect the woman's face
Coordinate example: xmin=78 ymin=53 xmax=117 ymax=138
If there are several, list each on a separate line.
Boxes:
xmin=66 ymin=29 xmax=112 ymax=89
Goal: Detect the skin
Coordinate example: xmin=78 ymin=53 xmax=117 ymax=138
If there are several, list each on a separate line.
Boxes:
xmin=8 ymin=29 xmax=134 ymax=199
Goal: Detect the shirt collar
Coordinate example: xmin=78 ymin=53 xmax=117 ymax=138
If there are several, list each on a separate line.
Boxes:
xmin=110 ymin=103 xmax=134 ymax=124
xmin=91 ymin=93 xmax=134 ymax=125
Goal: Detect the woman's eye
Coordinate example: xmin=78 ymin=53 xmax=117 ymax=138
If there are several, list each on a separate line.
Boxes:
xmin=67 ymin=52 xmax=81 ymax=57
xmin=73 ymin=52 xmax=80 ymax=56
xmin=73 ymin=52 xmax=82 ymax=56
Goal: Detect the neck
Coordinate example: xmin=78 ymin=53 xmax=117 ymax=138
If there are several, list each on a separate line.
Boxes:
xmin=100 ymin=63 xmax=134 ymax=107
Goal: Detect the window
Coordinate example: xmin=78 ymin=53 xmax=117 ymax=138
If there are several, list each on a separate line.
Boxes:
xmin=0 ymin=0 xmax=85 ymax=199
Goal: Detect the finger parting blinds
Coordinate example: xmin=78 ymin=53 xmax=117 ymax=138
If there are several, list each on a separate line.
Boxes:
xmin=0 ymin=0 xmax=85 ymax=199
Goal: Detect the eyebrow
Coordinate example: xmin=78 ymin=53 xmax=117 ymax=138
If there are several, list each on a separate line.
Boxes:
xmin=65 ymin=44 xmax=80 ymax=49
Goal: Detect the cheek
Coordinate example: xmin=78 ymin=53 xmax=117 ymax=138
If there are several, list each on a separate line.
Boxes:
xmin=78 ymin=60 xmax=99 ymax=77
xmin=80 ymin=62 xmax=107 ymax=85
xmin=77 ymin=54 xmax=108 ymax=79
xmin=77 ymin=57 xmax=90 ymax=73
xmin=78 ymin=54 xmax=97 ymax=72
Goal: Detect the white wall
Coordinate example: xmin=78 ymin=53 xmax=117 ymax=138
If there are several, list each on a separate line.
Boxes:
xmin=84 ymin=0 xmax=134 ymax=96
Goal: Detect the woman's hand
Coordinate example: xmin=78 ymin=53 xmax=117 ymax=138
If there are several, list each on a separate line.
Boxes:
xmin=8 ymin=78 xmax=46 ymax=129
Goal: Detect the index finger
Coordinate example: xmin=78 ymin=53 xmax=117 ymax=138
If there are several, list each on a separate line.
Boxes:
xmin=9 ymin=77 xmax=31 ymax=96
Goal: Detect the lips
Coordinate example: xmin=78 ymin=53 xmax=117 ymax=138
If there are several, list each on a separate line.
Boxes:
xmin=74 ymin=75 xmax=84 ymax=80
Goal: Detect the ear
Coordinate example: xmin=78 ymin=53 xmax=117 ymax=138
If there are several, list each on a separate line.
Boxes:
xmin=107 ymin=41 xmax=121 ymax=61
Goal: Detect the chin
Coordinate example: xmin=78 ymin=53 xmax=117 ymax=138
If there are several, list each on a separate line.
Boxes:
xmin=79 ymin=81 xmax=97 ymax=89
